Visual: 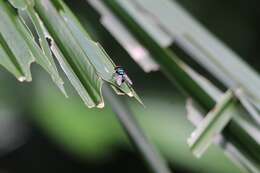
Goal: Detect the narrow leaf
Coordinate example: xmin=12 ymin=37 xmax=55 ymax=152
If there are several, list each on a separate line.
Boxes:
xmin=88 ymin=0 xmax=159 ymax=72
xmin=49 ymin=37 xmax=99 ymax=108
xmin=25 ymin=7 xmax=66 ymax=95
xmin=7 ymin=0 xmax=67 ymax=96
xmin=57 ymin=1 xmax=141 ymax=101
xmin=187 ymin=99 xmax=260 ymax=173
xmin=187 ymin=90 xmax=236 ymax=158
xmin=103 ymin=84 xmax=172 ymax=173
xmin=0 ymin=1 xmax=34 ymax=81
xmin=8 ymin=0 xmax=34 ymax=10
xmin=0 ymin=33 xmax=23 ymax=79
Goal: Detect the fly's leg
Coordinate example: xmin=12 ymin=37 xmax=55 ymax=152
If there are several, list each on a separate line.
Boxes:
xmin=123 ymin=74 xmax=133 ymax=85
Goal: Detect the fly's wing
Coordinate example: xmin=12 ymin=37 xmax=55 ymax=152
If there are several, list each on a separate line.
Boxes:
xmin=123 ymin=74 xmax=133 ymax=85
xmin=115 ymin=75 xmax=123 ymax=86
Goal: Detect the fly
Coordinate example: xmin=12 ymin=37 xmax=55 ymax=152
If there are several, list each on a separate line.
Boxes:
xmin=114 ymin=66 xmax=133 ymax=86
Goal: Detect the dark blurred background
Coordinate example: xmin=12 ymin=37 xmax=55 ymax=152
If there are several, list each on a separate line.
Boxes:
xmin=0 ymin=0 xmax=259 ymax=173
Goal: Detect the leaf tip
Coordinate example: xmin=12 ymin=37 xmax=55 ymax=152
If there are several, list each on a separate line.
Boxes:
xmin=97 ymin=101 xmax=105 ymax=108
xmin=18 ymin=76 xmax=27 ymax=82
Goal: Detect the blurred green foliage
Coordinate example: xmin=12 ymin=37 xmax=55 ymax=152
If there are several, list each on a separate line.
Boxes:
xmin=25 ymin=69 xmax=240 ymax=173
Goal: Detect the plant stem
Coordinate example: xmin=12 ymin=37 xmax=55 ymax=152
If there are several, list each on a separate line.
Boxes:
xmin=103 ymin=84 xmax=172 ymax=173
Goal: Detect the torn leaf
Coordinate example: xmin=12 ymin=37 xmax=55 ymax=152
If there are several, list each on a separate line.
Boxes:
xmin=187 ymin=90 xmax=236 ymax=158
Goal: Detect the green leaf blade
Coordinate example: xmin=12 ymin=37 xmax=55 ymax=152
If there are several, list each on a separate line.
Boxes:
xmin=8 ymin=0 xmax=34 ymax=10
xmin=0 ymin=1 xmax=34 ymax=81
xmin=0 ymin=34 xmax=23 ymax=79
xmin=187 ymin=90 xmax=236 ymax=158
